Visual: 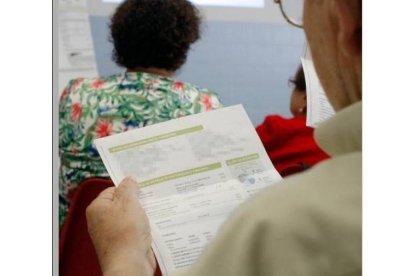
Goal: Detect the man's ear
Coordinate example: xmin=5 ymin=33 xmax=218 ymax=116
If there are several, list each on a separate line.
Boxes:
xmin=330 ymin=0 xmax=362 ymax=58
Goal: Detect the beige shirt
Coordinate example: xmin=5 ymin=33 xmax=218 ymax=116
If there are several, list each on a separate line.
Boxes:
xmin=178 ymin=101 xmax=362 ymax=276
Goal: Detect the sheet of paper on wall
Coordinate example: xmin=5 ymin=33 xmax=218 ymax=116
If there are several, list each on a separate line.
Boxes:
xmin=58 ymin=0 xmax=97 ymax=70
xmin=301 ymin=46 xmax=335 ymax=128
xmin=94 ymin=105 xmax=282 ymax=275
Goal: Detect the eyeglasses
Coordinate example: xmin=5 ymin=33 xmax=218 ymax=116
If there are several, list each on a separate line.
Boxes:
xmin=273 ymin=0 xmax=304 ymax=28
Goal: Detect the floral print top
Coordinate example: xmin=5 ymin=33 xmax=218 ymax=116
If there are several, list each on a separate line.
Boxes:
xmin=59 ymin=72 xmax=222 ymax=226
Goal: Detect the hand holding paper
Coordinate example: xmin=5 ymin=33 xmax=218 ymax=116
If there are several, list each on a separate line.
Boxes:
xmin=86 ymin=177 xmax=156 ymax=276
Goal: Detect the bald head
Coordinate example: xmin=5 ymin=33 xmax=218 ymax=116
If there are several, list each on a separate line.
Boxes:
xmin=303 ymin=0 xmax=362 ymax=111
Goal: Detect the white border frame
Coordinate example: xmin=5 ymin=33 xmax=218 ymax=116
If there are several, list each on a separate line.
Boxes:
xmin=87 ymin=0 xmax=285 ymax=23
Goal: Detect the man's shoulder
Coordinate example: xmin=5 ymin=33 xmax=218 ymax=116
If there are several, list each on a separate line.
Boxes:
xmin=231 ymin=152 xmax=362 ymax=273
xmin=246 ymin=151 xmax=361 ymax=224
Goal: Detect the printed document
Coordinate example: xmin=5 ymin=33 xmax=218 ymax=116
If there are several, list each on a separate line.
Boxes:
xmin=301 ymin=46 xmax=335 ymax=128
xmin=94 ymin=105 xmax=282 ymax=275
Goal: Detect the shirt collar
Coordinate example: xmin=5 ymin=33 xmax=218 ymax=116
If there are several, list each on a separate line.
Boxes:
xmin=124 ymin=71 xmax=173 ymax=82
xmin=315 ymin=101 xmax=362 ymax=156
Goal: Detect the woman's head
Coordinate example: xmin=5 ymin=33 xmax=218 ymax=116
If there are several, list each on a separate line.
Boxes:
xmin=289 ymin=65 xmax=307 ymax=117
xmin=110 ymin=0 xmax=201 ymax=72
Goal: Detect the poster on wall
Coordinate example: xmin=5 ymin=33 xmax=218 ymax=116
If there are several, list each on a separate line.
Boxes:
xmin=59 ymin=0 xmax=97 ymax=70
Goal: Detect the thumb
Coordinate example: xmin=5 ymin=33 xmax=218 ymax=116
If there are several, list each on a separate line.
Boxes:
xmin=114 ymin=176 xmax=140 ymax=202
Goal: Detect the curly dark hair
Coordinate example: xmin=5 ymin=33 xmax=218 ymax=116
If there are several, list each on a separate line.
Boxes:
xmin=288 ymin=65 xmax=306 ymax=92
xmin=110 ymin=0 xmax=201 ymax=71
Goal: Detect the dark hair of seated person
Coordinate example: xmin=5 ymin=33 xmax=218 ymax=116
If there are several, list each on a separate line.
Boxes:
xmin=288 ymin=65 xmax=306 ymax=92
xmin=110 ymin=0 xmax=201 ymax=72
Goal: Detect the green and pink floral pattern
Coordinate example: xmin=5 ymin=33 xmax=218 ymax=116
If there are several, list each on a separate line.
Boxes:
xmin=59 ymin=72 xmax=222 ymax=226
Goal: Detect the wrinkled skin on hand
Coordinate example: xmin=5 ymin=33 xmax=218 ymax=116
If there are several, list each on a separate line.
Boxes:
xmin=86 ymin=177 xmax=156 ymax=276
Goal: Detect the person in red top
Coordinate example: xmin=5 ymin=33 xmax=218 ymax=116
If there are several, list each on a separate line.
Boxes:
xmin=256 ymin=65 xmax=330 ymax=177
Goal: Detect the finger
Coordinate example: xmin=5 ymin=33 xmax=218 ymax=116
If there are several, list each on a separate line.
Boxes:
xmin=114 ymin=176 xmax=140 ymax=203
xmin=98 ymin=186 xmax=116 ymax=199
xmin=147 ymin=248 xmax=157 ymax=271
xmin=86 ymin=186 xmax=116 ymax=216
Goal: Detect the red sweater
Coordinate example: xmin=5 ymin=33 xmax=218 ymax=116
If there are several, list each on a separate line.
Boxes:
xmin=256 ymin=115 xmax=330 ymax=177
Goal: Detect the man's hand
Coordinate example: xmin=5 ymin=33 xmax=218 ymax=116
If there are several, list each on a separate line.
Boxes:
xmin=86 ymin=177 xmax=156 ymax=276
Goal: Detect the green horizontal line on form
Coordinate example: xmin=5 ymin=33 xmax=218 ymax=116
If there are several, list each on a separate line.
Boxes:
xmin=109 ymin=125 xmax=203 ymax=153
